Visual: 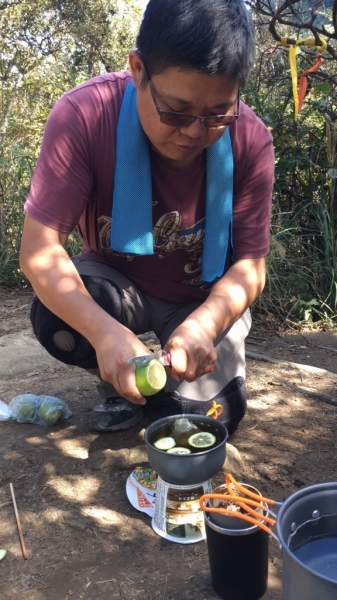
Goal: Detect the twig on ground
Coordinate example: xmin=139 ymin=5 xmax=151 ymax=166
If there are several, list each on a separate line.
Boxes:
xmin=11 ymin=304 xmax=30 ymax=313
xmin=304 ymin=337 xmax=337 ymax=354
xmin=54 ymin=535 xmax=68 ymax=550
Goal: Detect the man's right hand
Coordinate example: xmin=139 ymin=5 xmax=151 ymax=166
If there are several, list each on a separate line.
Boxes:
xmin=91 ymin=326 xmax=154 ymax=405
xmin=20 ymin=214 xmax=152 ymax=405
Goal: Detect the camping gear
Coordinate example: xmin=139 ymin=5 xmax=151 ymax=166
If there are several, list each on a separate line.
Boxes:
xmin=200 ymin=477 xmax=270 ymax=599
xmin=144 ymin=414 xmax=228 ymax=485
xmin=144 ymin=414 xmax=227 ymax=543
xmin=200 ymin=474 xmax=280 ymax=536
xmin=152 ymin=476 xmax=212 ymax=544
xmin=204 ymin=482 xmax=265 ymax=530
xmin=276 ymin=482 xmax=337 ymax=600
xmin=204 ymin=510 xmax=269 ymax=600
xmin=200 ymin=476 xmax=337 ymax=600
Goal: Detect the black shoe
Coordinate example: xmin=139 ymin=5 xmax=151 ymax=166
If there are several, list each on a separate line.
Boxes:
xmin=165 ymin=377 xmax=247 ymax=436
xmin=89 ymin=397 xmax=143 ymax=432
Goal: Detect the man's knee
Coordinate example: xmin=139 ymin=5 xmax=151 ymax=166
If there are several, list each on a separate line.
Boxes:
xmin=165 ymin=376 xmax=247 ymax=435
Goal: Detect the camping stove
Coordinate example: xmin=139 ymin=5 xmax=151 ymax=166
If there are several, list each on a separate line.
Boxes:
xmin=152 ymin=475 xmax=212 ymax=543
xmin=144 ymin=414 xmax=228 ymax=544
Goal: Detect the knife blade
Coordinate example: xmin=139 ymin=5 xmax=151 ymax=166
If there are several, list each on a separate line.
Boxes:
xmin=128 ymin=350 xmax=171 ymax=367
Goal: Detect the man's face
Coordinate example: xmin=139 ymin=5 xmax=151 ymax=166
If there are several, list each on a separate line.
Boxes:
xmin=129 ymin=52 xmax=239 ymax=169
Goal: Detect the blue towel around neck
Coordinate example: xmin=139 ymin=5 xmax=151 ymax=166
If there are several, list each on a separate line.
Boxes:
xmin=111 ymin=82 xmax=233 ymax=283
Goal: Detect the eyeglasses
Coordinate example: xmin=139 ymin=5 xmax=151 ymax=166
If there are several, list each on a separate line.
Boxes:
xmin=147 ymin=77 xmax=240 ymax=130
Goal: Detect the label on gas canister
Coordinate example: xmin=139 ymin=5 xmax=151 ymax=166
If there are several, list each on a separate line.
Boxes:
xmin=152 ymin=476 xmax=211 ymax=543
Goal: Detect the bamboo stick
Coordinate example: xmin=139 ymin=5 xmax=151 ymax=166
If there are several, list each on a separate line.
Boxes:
xmin=9 ymin=483 xmax=28 ymax=560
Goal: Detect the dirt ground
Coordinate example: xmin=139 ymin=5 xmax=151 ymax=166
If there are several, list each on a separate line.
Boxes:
xmin=0 ymin=288 xmax=336 ymax=600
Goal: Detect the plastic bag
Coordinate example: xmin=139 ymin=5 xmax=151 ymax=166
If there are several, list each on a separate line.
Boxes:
xmin=0 ymin=399 xmax=12 ymax=422
xmin=0 ymin=394 xmax=72 ymax=425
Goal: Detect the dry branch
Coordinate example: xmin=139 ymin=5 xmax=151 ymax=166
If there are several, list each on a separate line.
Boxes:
xmin=304 ymin=339 xmax=337 ymax=354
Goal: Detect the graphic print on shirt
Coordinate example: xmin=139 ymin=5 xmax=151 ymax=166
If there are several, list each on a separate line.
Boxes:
xmin=98 ymin=213 xmax=207 ymax=288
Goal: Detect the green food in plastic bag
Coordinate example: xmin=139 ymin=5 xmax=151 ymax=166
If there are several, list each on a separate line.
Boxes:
xmin=12 ymin=394 xmax=41 ymax=423
xmin=38 ymin=396 xmax=66 ymax=425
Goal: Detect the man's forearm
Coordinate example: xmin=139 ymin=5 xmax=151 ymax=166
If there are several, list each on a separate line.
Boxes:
xmin=19 ymin=219 xmax=127 ymax=349
xmin=182 ymin=257 xmax=266 ymax=340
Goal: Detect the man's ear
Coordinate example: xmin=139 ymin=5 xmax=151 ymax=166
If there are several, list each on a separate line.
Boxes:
xmin=128 ymin=51 xmax=145 ymax=89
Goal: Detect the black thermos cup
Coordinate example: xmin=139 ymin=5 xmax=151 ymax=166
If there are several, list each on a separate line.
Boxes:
xmin=205 ymin=512 xmax=269 ymax=600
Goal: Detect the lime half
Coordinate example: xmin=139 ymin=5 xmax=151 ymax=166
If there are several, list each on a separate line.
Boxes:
xmin=188 ymin=432 xmax=216 ymax=449
xmin=154 ymin=437 xmax=176 ymax=451
xmin=135 ymin=359 xmax=167 ymax=396
xmin=167 ymin=447 xmax=192 ymax=455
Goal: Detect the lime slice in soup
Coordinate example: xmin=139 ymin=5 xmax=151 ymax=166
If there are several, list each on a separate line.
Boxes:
xmin=135 ymin=359 xmax=167 ymax=396
xmin=154 ymin=437 xmax=176 ymax=451
xmin=167 ymin=447 xmax=192 ymax=455
xmin=188 ymin=432 xmax=216 ymax=449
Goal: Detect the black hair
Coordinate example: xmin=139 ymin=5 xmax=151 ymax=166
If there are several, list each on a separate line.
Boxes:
xmin=136 ymin=0 xmax=255 ymax=88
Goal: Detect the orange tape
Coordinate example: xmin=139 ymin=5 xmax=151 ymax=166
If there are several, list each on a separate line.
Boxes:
xmin=206 ymin=401 xmax=223 ymax=420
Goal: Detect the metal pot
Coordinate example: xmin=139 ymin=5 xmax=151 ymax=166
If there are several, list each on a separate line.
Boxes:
xmin=208 ymin=483 xmax=264 ymax=530
xmin=144 ymin=414 xmax=228 ymax=485
xmin=276 ymin=482 xmax=337 ymax=600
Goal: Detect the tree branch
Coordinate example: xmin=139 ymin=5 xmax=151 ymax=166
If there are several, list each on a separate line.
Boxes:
xmin=0 ymin=73 xmax=23 ymax=148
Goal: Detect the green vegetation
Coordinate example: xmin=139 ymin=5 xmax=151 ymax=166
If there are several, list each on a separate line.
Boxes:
xmin=1 ymin=0 xmax=336 ymax=328
xmin=247 ymin=1 xmax=337 ymax=327
xmin=0 ymin=0 xmax=142 ymax=285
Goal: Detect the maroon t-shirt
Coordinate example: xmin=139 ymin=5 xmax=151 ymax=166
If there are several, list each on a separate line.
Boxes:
xmin=25 ymin=72 xmax=274 ymax=302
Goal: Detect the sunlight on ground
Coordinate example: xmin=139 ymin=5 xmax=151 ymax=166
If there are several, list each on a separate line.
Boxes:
xmin=4 ymin=545 xmax=24 ymax=559
xmin=137 ymin=429 xmax=146 ymax=443
xmin=0 ymin=517 xmax=15 ymax=536
xmin=2 ymin=450 xmax=24 ymax=460
xmin=35 ymin=506 xmax=64 ymax=523
xmin=25 ymin=436 xmax=46 ymax=445
xmin=53 ymin=437 xmax=89 ymax=459
xmin=48 ymin=427 xmax=96 ymax=441
xmin=49 ymin=475 xmax=101 ymax=502
xmin=248 ymin=393 xmax=279 ymax=409
xmin=81 ymin=505 xmax=124 ymax=527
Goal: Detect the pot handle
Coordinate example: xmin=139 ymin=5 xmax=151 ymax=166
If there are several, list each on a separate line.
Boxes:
xmin=199 ymin=494 xmax=276 ymax=533
xmin=200 ymin=474 xmax=284 ymax=543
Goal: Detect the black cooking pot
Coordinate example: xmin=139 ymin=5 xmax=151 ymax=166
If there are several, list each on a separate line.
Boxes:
xmin=144 ymin=414 xmax=228 ymax=485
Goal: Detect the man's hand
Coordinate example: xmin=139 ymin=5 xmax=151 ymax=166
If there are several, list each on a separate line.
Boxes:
xmin=164 ymin=257 xmax=266 ymax=383
xmin=91 ymin=326 xmax=153 ymax=405
xmin=165 ymin=320 xmax=216 ymax=382
xmin=20 ymin=214 xmax=153 ymax=405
